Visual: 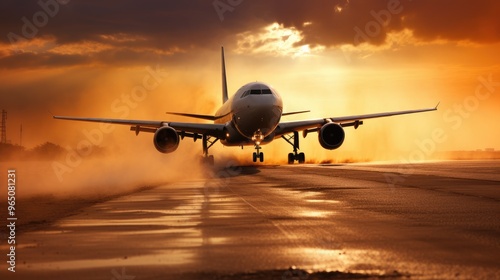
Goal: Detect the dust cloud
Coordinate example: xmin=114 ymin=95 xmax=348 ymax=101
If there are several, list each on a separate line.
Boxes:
xmin=0 ymin=143 xmax=206 ymax=199
xmin=0 ymin=59 xmax=231 ymax=200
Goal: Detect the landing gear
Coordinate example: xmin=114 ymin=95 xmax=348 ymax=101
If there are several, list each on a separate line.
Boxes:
xmin=202 ymin=134 xmax=218 ymax=165
xmin=288 ymin=152 xmax=305 ymax=164
xmin=282 ymin=131 xmax=306 ymax=164
xmin=201 ymin=155 xmax=214 ymax=165
xmin=252 ymin=145 xmax=264 ymax=162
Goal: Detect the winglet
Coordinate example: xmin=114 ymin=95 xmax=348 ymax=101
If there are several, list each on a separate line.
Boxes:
xmin=435 ymin=102 xmax=440 ymax=110
xmin=221 ymin=46 xmax=229 ymax=104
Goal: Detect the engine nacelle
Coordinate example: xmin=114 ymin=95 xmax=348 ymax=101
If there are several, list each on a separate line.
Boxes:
xmin=153 ymin=126 xmax=179 ymax=153
xmin=318 ymin=123 xmax=345 ymax=150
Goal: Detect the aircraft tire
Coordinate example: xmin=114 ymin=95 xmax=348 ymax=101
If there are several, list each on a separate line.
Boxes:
xmin=298 ymin=152 xmax=305 ymax=164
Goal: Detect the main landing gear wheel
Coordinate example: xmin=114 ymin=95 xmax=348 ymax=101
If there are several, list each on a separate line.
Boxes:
xmin=201 ymin=155 xmax=214 ymax=165
xmin=287 ymin=152 xmax=305 ymax=164
xmin=298 ymin=152 xmax=305 ymax=163
xmin=282 ymin=131 xmax=306 ymax=164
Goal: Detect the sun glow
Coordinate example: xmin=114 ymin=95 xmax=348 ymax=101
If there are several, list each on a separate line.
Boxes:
xmin=235 ymin=22 xmax=325 ymax=57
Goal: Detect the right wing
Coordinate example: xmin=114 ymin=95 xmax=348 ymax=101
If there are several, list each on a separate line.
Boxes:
xmin=53 ymin=116 xmax=226 ymax=138
xmin=274 ymin=104 xmax=438 ymax=137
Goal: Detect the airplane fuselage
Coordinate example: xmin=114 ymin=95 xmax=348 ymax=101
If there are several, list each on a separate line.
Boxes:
xmin=215 ymin=82 xmax=283 ymax=146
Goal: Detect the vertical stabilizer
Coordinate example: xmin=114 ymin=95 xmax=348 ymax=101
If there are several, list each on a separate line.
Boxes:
xmin=221 ymin=46 xmax=229 ymax=104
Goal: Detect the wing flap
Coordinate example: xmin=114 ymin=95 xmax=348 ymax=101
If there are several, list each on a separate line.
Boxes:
xmin=53 ymin=116 xmax=164 ymax=128
xmin=169 ymin=122 xmax=226 ymax=137
xmin=54 ymin=116 xmax=226 ymax=138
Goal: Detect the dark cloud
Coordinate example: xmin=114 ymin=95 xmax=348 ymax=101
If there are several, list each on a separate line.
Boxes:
xmin=263 ymin=0 xmax=500 ymax=46
xmin=0 ymin=0 xmax=499 ymax=68
xmin=0 ymin=52 xmax=87 ymax=69
xmin=402 ymin=0 xmax=500 ymax=43
xmin=1 ymin=1 xmax=243 ymax=49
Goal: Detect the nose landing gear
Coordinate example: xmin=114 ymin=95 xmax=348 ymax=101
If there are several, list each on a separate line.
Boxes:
xmin=252 ymin=130 xmax=264 ymax=163
xmin=253 ymin=145 xmax=264 ymax=162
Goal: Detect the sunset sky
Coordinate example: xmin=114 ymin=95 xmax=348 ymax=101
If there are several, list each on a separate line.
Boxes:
xmin=1 ymin=0 xmax=499 ymax=162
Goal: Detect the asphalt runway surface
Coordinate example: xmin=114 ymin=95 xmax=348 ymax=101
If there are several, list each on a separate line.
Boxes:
xmin=2 ymin=160 xmax=499 ymax=279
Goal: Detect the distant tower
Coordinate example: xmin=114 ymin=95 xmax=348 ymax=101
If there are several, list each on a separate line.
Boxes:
xmin=0 ymin=110 xmax=6 ymax=144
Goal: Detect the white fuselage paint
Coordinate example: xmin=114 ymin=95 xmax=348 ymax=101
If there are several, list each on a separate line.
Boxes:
xmin=214 ymin=82 xmax=283 ymax=146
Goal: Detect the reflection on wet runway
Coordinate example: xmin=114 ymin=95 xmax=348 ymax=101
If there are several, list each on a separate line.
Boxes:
xmin=3 ymin=160 xmax=500 ymax=279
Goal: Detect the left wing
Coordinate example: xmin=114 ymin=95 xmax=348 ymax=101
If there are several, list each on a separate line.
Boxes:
xmin=274 ymin=104 xmax=438 ymax=137
xmin=53 ymin=116 xmax=226 ymax=138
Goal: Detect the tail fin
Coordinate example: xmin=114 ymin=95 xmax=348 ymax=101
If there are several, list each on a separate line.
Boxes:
xmin=221 ymin=46 xmax=229 ymax=104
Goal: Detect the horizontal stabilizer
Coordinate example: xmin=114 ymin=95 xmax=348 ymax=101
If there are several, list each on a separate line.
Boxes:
xmin=166 ymin=112 xmax=218 ymax=121
xmin=282 ymin=110 xmax=310 ymax=116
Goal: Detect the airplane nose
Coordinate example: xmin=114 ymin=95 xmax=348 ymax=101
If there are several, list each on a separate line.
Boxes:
xmin=253 ymin=93 xmax=282 ymax=119
xmin=234 ymin=94 xmax=282 ymax=138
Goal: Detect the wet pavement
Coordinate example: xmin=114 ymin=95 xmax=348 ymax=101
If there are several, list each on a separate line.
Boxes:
xmin=2 ymin=160 xmax=500 ymax=279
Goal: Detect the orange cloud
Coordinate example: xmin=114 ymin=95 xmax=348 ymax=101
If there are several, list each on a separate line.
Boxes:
xmin=0 ymin=0 xmax=498 ymax=161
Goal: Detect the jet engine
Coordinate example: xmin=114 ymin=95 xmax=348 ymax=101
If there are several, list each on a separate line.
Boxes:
xmin=318 ymin=123 xmax=345 ymax=150
xmin=153 ymin=126 xmax=179 ymax=153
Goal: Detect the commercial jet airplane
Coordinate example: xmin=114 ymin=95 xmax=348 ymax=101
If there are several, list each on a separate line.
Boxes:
xmin=54 ymin=47 xmax=438 ymax=165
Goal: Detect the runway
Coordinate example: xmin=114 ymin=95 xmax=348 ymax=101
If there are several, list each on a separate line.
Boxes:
xmin=2 ymin=160 xmax=500 ymax=279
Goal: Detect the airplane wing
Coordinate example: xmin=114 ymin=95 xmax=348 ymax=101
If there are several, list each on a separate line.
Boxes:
xmin=274 ymin=104 xmax=438 ymax=137
xmin=53 ymin=116 xmax=226 ymax=138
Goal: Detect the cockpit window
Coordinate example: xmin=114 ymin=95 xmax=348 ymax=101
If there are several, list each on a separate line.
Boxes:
xmin=240 ymin=87 xmax=273 ymax=98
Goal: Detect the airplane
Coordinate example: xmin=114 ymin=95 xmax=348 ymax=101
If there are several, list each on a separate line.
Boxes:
xmin=54 ymin=47 xmax=438 ymax=165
